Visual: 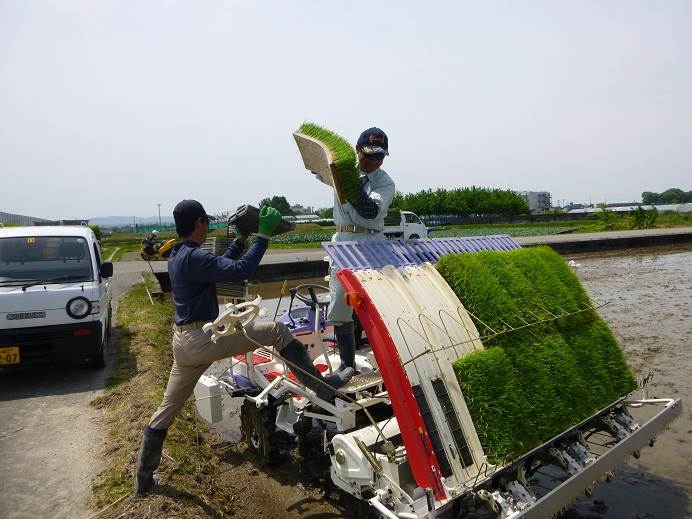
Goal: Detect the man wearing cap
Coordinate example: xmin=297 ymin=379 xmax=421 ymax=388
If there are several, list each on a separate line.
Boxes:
xmin=320 ymin=127 xmax=395 ymax=371
xmin=134 ymin=200 xmax=353 ymax=496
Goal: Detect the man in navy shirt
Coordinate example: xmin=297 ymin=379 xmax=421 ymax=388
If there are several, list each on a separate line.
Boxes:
xmin=134 ymin=200 xmax=353 ymax=496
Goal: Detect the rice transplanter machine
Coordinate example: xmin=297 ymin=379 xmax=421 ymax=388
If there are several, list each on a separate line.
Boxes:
xmin=196 ymin=236 xmax=682 ymax=518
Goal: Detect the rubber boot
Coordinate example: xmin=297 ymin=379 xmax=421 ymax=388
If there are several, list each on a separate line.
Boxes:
xmin=281 ymin=339 xmax=353 ymax=401
xmin=134 ymin=426 xmax=167 ymax=496
xmin=335 ymin=321 xmax=356 ymax=371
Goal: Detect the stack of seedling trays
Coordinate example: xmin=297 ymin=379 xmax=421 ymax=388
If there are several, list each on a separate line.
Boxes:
xmin=436 ymin=246 xmax=637 ymax=464
xmin=200 ymin=237 xmax=248 ymax=299
xmin=201 ymin=236 xmax=232 ymax=255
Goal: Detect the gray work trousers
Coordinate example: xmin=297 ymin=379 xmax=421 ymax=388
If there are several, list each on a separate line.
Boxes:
xmin=149 ymin=321 xmax=293 ymax=430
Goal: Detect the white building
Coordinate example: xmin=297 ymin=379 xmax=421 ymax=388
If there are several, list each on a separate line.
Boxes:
xmin=567 ymin=203 xmax=692 ymax=214
xmin=517 ymin=191 xmax=552 ymax=212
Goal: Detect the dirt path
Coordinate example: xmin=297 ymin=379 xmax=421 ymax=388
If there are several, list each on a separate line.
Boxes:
xmin=0 ymin=366 xmax=108 ymax=518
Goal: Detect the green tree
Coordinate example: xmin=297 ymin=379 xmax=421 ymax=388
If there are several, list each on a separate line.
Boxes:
xmin=258 ymin=196 xmax=294 ymax=215
xmin=393 ymin=186 xmax=528 ymax=216
xmin=89 ymin=224 xmax=102 ymax=241
xmin=642 ymin=188 xmax=692 ymax=204
xmin=642 ymin=191 xmax=659 ymax=204
xmin=317 ymin=207 xmax=333 ymax=219
xmin=660 ymin=188 xmax=685 ymax=203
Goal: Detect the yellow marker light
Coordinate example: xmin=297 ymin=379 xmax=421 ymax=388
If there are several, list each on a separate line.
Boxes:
xmin=345 ymin=292 xmax=362 ymax=307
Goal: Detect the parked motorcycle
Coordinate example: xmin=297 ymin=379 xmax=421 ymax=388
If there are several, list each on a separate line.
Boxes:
xmin=140 ymin=231 xmax=175 ymax=261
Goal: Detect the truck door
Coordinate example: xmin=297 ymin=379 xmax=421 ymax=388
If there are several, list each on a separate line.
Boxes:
xmin=404 ymin=212 xmax=428 ymax=239
xmin=92 ymin=242 xmax=112 ymax=332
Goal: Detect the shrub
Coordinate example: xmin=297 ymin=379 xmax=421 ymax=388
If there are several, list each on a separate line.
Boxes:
xmin=632 ymin=206 xmax=659 ymax=229
xmin=89 ymin=224 xmax=102 ymax=241
xmin=597 ymin=206 xmax=617 ymax=230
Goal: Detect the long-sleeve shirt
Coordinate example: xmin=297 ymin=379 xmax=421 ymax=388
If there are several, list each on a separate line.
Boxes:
xmin=317 ymin=167 xmax=395 ymax=231
xmin=168 ymin=237 xmax=268 ymax=324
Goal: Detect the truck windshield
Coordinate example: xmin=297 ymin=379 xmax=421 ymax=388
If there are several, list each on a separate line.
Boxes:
xmin=0 ymin=236 xmax=93 ymax=284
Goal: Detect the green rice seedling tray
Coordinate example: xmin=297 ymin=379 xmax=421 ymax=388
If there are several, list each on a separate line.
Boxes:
xmin=437 ymin=246 xmax=637 ymax=463
xmin=294 ymin=123 xmax=360 ymax=204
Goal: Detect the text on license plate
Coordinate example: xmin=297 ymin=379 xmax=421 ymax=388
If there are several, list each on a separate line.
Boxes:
xmin=0 ymin=346 xmax=20 ymax=365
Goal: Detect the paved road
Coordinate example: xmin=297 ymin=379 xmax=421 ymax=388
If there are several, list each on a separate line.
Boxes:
xmin=0 ymin=261 xmax=165 ymax=519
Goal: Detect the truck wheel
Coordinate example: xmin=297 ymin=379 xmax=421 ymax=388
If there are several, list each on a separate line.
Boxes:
xmin=409 ymin=234 xmax=419 ymax=239
xmin=240 ymin=401 xmax=277 ymax=466
xmin=106 ymin=304 xmax=113 ymax=337
xmin=87 ymin=328 xmax=108 ymax=369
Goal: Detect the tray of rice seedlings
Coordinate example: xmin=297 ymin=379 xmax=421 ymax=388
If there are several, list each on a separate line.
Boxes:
xmin=436 ymin=246 xmax=636 ymax=464
xmin=293 ymin=123 xmax=361 ymax=204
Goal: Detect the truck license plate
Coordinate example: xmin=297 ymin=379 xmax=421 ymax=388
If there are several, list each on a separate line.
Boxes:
xmin=0 ymin=347 xmax=20 ymax=365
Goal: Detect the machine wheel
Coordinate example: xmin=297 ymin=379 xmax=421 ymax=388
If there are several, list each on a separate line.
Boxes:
xmin=240 ymin=401 xmax=277 ymax=466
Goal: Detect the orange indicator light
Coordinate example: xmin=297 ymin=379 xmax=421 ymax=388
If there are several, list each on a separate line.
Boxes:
xmin=345 ymin=292 xmax=362 ymax=307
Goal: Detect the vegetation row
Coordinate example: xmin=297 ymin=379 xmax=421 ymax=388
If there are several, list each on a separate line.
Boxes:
xmin=392 ymin=187 xmax=530 ymax=216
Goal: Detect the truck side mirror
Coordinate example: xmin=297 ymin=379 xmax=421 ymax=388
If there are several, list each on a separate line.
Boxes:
xmin=100 ymin=262 xmax=113 ymax=278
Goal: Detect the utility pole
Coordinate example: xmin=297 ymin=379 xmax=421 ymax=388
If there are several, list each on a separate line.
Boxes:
xmin=157 ymin=203 xmax=161 ymax=228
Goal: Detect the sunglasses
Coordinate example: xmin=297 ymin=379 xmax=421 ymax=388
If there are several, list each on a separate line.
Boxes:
xmin=363 ymin=153 xmax=385 ymax=162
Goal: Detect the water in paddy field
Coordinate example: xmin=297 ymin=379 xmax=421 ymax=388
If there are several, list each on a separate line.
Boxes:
xmin=568 ymin=245 xmax=691 ymax=518
xmin=204 ymin=250 xmax=691 ymax=518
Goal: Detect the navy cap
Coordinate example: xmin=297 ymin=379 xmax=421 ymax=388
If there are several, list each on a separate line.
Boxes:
xmin=357 ymin=127 xmax=389 ymax=156
xmin=173 ymin=199 xmax=213 ymax=230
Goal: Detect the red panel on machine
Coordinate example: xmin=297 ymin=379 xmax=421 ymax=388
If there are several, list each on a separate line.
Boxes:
xmin=337 ymin=268 xmax=447 ymax=501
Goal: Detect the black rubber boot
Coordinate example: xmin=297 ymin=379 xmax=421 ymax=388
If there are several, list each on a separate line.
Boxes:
xmin=280 ymin=339 xmax=353 ymax=401
xmin=335 ymin=322 xmax=357 ymax=371
xmin=134 ymin=426 xmax=167 ymax=496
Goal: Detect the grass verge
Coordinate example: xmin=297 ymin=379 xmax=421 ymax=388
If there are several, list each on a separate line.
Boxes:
xmin=89 ymin=284 xmax=347 ymax=518
xmin=90 ymin=284 xmax=237 ymax=517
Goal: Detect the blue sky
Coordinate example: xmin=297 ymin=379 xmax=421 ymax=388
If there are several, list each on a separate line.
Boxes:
xmin=1 ymin=1 xmax=691 ymax=219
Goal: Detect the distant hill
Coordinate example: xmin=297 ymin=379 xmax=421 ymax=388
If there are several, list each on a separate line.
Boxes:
xmin=89 ymin=216 xmax=176 ymax=227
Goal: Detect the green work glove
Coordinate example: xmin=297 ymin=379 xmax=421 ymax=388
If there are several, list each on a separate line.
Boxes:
xmin=257 ymin=206 xmax=281 ymax=237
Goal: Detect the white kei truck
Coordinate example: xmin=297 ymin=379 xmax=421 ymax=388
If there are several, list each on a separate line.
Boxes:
xmin=0 ymin=226 xmax=113 ymax=368
xmin=383 ymin=210 xmax=428 ymax=239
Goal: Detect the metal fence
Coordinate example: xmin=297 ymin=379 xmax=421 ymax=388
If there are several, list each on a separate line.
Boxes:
xmin=116 ymin=222 xmax=227 ymax=234
xmin=0 ymin=211 xmax=52 ymax=226
xmin=420 ymin=212 xmax=598 ymax=226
